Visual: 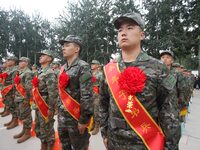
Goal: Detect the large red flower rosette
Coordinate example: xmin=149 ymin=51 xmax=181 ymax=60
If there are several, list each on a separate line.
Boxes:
xmin=118 ymin=67 xmax=146 ymax=95
xmin=2 ymin=72 xmax=8 ymax=79
xmin=59 ymin=72 xmax=70 ymax=89
xmin=14 ymin=74 xmax=21 ymax=85
xmin=32 ymin=76 xmax=39 ymax=87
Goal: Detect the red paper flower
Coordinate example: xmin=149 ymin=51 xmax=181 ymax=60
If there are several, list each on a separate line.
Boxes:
xmin=2 ymin=73 xmax=8 ymax=79
xmin=92 ymin=76 xmax=97 ymax=83
xmin=0 ymin=73 xmax=3 ymax=79
xmin=32 ymin=76 xmax=39 ymax=87
xmin=14 ymin=74 xmax=21 ymax=85
xmin=59 ymin=72 xmax=70 ymax=89
xmin=118 ymin=67 xmax=146 ymax=95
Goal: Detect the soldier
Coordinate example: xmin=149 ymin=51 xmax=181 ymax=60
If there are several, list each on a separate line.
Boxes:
xmin=58 ymin=35 xmax=93 ymax=150
xmin=13 ymin=57 xmax=33 ymax=143
xmin=52 ymin=60 xmax=61 ymax=78
xmin=99 ymin=12 xmax=177 ymax=150
xmin=2 ymin=56 xmax=19 ymax=129
xmin=31 ymin=64 xmax=38 ymax=76
xmin=32 ymin=50 xmax=57 ymax=150
xmin=90 ymin=60 xmax=103 ymax=135
xmin=160 ymin=50 xmax=184 ymax=149
xmin=0 ymin=60 xmax=8 ymax=115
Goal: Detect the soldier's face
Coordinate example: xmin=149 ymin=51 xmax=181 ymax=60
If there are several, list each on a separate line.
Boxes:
xmin=7 ymin=60 xmax=16 ymax=67
xmin=117 ymin=21 xmax=144 ymax=50
xmin=91 ymin=64 xmax=99 ymax=70
xmin=39 ymin=54 xmax=52 ymax=64
xmin=19 ymin=61 xmax=28 ymax=69
xmin=62 ymin=42 xmax=80 ymax=59
xmin=160 ymin=54 xmax=174 ymax=66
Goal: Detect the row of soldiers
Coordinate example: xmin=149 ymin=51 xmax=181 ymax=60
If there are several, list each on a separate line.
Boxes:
xmin=0 ymin=11 xmax=195 ymax=150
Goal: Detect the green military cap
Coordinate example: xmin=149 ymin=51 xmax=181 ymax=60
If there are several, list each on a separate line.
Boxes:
xmin=59 ymin=35 xmax=82 ymax=47
xmin=159 ymin=50 xmax=174 ymax=57
xmin=114 ymin=12 xmax=145 ymax=30
xmin=91 ymin=60 xmax=100 ymax=65
xmin=37 ymin=50 xmax=54 ymax=59
xmin=7 ymin=56 xmax=18 ymax=62
xmin=172 ymin=63 xmax=180 ymax=67
xmin=19 ymin=57 xmax=30 ymax=64
xmin=180 ymin=65 xmax=184 ymax=68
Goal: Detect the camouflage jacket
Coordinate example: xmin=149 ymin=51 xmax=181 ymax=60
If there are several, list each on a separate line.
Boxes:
xmin=3 ymin=66 xmax=18 ymax=96
xmin=99 ymin=51 xmax=176 ymax=146
xmin=37 ymin=65 xmax=58 ymax=111
xmin=169 ymin=68 xmax=186 ymax=110
xmin=53 ymin=68 xmax=60 ymax=79
xmin=58 ymin=58 xmax=93 ymax=125
xmin=15 ymin=67 xmax=33 ymax=102
xmin=92 ymin=70 xmax=103 ymax=87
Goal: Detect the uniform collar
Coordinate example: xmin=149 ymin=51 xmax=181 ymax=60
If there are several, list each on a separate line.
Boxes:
xmin=65 ymin=57 xmax=80 ymax=70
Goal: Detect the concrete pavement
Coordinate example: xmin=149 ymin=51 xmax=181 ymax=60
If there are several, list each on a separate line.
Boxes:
xmin=179 ymin=89 xmax=200 ymax=150
xmin=0 ymin=90 xmax=200 ymax=150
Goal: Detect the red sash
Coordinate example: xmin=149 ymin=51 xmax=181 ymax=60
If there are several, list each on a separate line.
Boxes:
xmin=104 ymin=63 xmax=164 ymax=150
xmin=32 ymin=87 xmax=49 ymax=121
xmin=58 ymin=66 xmax=93 ymax=129
xmin=15 ymin=84 xmax=26 ymax=98
xmin=1 ymin=85 xmax=13 ymax=96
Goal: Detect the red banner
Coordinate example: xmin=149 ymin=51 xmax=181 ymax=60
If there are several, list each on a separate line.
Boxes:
xmin=32 ymin=87 xmax=49 ymax=121
xmin=104 ymin=62 xmax=165 ymax=150
xmin=15 ymin=84 xmax=26 ymax=98
xmin=1 ymin=85 xmax=13 ymax=96
xmin=58 ymin=66 xmax=93 ymax=130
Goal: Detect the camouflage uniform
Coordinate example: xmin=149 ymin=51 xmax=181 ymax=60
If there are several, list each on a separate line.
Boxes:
xmin=3 ymin=58 xmax=18 ymax=119
xmin=100 ymin=51 xmax=178 ymax=150
xmin=91 ymin=60 xmax=103 ymax=132
xmin=13 ymin=57 xmax=33 ymax=143
xmin=52 ymin=60 xmax=61 ymax=78
xmin=58 ymin=35 xmax=93 ymax=150
xmin=34 ymin=50 xmax=58 ymax=146
xmin=15 ymin=58 xmax=33 ymax=129
xmin=160 ymin=51 xmax=186 ymax=149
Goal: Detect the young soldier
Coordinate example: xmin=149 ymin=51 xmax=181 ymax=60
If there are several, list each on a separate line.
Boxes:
xmin=90 ymin=60 xmax=103 ymax=135
xmin=160 ymin=50 xmax=185 ymax=149
xmin=52 ymin=60 xmax=61 ymax=78
xmin=32 ymin=50 xmax=57 ymax=150
xmin=99 ymin=12 xmax=177 ymax=150
xmin=2 ymin=56 xmax=18 ymax=129
xmin=0 ymin=60 xmax=8 ymax=116
xmin=58 ymin=35 xmax=93 ymax=150
xmin=13 ymin=57 xmax=33 ymax=143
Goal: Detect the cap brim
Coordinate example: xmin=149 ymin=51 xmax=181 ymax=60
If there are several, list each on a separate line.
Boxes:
xmin=59 ymin=40 xmax=69 ymax=45
xmin=160 ymin=52 xmax=173 ymax=57
xmin=114 ymin=16 xmax=138 ymax=29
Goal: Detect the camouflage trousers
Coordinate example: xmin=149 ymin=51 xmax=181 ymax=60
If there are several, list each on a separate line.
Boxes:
xmin=93 ymin=93 xmax=100 ymax=124
xmin=4 ymin=92 xmax=18 ymax=118
xmin=15 ymin=101 xmax=32 ymax=129
xmin=35 ymin=109 xmax=55 ymax=144
xmin=107 ymin=129 xmax=147 ymax=150
xmin=58 ymin=108 xmax=90 ymax=150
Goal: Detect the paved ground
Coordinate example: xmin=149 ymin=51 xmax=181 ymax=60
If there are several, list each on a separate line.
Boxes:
xmin=0 ymin=90 xmax=200 ymax=150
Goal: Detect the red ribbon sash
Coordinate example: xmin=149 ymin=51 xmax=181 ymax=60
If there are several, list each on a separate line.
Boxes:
xmin=104 ymin=63 xmax=164 ymax=150
xmin=15 ymin=84 xmax=26 ymax=98
xmin=32 ymin=87 xmax=49 ymax=121
xmin=58 ymin=66 xmax=93 ymax=129
xmin=1 ymin=85 xmax=13 ymax=96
